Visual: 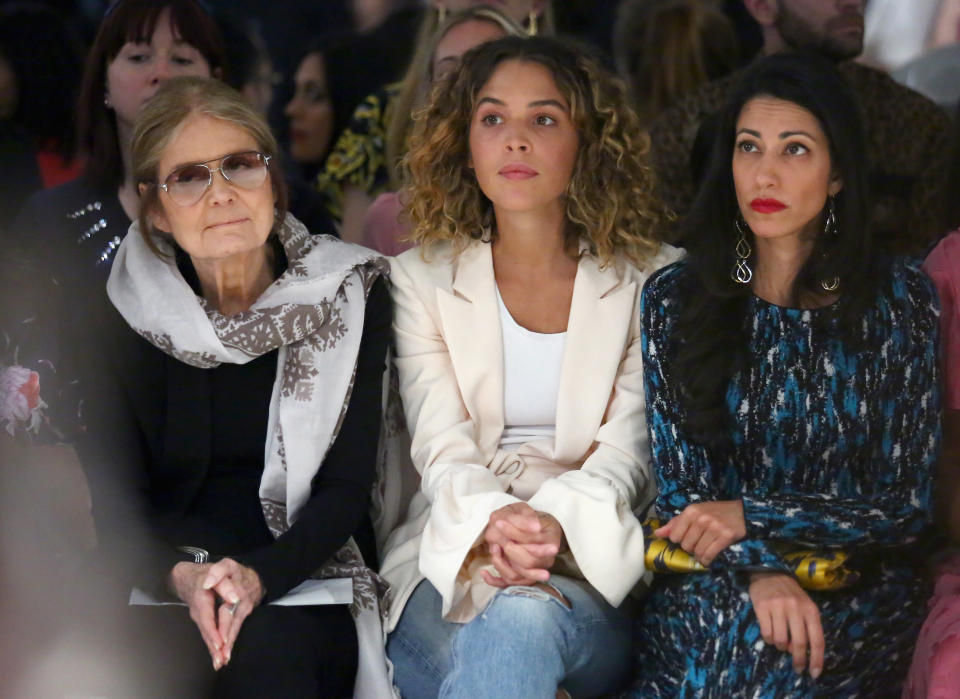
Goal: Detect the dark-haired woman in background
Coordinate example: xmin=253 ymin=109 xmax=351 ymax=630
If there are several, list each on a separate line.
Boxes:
xmin=629 ymin=53 xmax=938 ymax=697
xmin=0 ymin=3 xmax=85 ymax=228
xmin=612 ymin=0 xmax=740 ymax=130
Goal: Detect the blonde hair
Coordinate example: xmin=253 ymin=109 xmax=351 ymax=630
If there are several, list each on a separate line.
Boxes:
xmin=402 ymin=36 xmax=668 ymax=267
xmin=614 ymin=0 xmax=739 ymax=127
xmin=131 ymin=76 xmax=287 ymax=257
xmin=385 ymin=7 xmax=524 ymax=189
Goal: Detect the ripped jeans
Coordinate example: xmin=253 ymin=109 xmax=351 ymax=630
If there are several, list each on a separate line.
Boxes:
xmin=387 ymin=576 xmax=632 ymax=699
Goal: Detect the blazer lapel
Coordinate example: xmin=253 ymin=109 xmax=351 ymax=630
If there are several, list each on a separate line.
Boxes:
xmin=435 ymin=242 xmax=505 ymax=456
xmin=554 ymin=256 xmax=636 ymax=462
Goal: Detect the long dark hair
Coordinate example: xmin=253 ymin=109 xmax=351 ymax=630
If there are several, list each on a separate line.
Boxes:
xmin=670 ymin=51 xmax=877 ymax=448
xmin=77 ymin=0 xmax=226 ymax=189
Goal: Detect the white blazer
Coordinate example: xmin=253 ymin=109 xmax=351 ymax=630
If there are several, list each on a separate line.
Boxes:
xmin=380 ymin=239 xmax=683 ymax=630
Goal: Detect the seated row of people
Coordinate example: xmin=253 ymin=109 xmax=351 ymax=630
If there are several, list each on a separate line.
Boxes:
xmin=1 ymin=27 xmax=955 ymax=699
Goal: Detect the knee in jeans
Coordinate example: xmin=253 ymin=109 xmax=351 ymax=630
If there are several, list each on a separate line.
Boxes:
xmin=502 ymin=583 xmax=571 ymax=609
xmin=481 ymin=584 xmax=572 ymax=632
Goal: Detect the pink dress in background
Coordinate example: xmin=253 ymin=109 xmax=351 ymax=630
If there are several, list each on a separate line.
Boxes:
xmin=904 ymin=231 xmax=960 ymax=698
xmin=360 ymin=191 xmax=415 ymax=257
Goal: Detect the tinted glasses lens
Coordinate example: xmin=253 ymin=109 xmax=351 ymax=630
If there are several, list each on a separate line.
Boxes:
xmin=222 ymin=152 xmax=268 ymax=189
xmin=167 ymin=164 xmax=211 ymax=205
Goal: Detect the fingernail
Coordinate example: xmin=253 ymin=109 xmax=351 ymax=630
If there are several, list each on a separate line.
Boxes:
xmin=213 ymin=657 xmax=220 ymax=670
xmin=202 ymin=579 xmax=213 ymax=590
xmin=230 ymin=595 xmax=239 ymax=604
xmin=811 ymin=668 xmax=821 ymax=679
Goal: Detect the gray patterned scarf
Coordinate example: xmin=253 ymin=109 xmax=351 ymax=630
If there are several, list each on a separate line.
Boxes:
xmin=106 ymin=212 xmax=387 ymax=534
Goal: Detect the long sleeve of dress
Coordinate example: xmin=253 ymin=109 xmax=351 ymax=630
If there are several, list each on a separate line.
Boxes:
xmin=740 ymin=271 xmax=940 ymax=550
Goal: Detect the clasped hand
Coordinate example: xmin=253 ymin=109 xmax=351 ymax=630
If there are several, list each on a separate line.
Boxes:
xmin=169 ymin=557 xmax=264 ymax=670
xmin=481 ymin=503 xmax=565 ymax=588
xmin=654 ymin=500 xmax=747 ymax=566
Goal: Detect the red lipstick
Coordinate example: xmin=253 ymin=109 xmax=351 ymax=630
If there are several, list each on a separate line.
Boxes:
xmin=498 ymin=163 xmax=537 ymax=179
xmin=750 ymin=198 xmax=786 ymax=214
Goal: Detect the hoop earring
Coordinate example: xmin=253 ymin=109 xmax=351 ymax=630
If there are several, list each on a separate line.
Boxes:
xmin=731 ymin=216 xmax=753 ymax=284
xmin=527 ymin=10 xmax=538 ymax=35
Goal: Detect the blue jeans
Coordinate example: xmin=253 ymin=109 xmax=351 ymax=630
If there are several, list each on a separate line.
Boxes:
xmin=387 ymin=576 xmax=632 ymax=699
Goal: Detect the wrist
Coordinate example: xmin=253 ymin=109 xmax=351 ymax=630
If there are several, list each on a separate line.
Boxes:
xmin=168 ymin=560 xmax=192 ymax=598
xmin=748 ymin=570 xmax=786 ymax=584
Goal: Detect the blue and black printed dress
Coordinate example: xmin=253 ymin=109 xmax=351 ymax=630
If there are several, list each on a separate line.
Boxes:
xmin=629 ymin=259 xmax=940 ymax=697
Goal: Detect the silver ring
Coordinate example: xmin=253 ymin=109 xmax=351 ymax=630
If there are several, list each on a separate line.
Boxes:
xmin=227 ymin=601 xmax=238 ymax=615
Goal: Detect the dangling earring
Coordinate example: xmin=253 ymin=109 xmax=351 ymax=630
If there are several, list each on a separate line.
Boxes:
xmin=731 ymin=216 xmax=753 ymax=284
xmin=824 ymin=196 xmax=837 ymax=236
xmin=437 ymin=3 xmax=446 ymax=22
xmin=820 ymin=196 xmax=839 ymax=291
xmin=527 ymin=10 xmax=538 ymax=35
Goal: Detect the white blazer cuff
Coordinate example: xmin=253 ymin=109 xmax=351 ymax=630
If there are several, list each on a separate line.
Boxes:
xmin=420 ymin=489 xmax=521 ymax=618
xmin=527 ymin=477 xmax=646 ymax=606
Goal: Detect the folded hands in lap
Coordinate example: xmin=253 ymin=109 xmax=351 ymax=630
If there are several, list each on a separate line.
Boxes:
xmin=169 ymin=557 xmax=264 ymax=670
xmin=481 ymin=503 xmax=566 ymax=593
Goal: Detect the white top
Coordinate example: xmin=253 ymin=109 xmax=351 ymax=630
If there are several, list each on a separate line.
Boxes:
xmin=496 ymin=287 xmax=565 ymax=449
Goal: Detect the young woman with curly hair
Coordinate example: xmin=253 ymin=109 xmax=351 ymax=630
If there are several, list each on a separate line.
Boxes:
xmin=379 ymin=35 xmax=682 ymax=698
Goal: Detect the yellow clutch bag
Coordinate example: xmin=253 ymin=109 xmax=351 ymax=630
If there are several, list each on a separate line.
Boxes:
xmin=642 ymin=518 xmax=859 ymax=591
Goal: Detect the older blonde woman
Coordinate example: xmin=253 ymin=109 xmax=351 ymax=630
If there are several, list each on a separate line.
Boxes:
xmin=76 ymin=76 xmax=389 ymax=697
xmin=381 ymin=36 xmax=682 ymax=698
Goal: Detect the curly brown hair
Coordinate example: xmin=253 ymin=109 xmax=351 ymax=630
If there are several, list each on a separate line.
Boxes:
xmin=401 ymin=35 xmax=669 ymax=267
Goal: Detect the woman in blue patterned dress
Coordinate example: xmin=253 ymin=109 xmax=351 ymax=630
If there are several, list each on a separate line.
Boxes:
xmin=629 ymin=53 xmax=940 ymax=697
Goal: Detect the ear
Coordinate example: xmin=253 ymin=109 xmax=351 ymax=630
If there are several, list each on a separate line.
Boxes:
xmin=827 ymin=172 xmax=843 ymax=197
xmin=741 ymin=0 xmax=778 ymax=27
xmin=144 ymin=195 xmax=172 ymax=232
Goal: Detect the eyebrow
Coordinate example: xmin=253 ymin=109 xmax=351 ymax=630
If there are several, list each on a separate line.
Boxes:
xmin=165 ymin=152 xmax=238 ymax=175
xmin=736 ymin=127 xmax=818 ymax=140
xmin=476 ymin=96 xmax=569 ymax=111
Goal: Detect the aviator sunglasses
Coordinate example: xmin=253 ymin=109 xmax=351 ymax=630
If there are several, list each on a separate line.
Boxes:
xmin=158 ymin=151 xmax=271 ymax=206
